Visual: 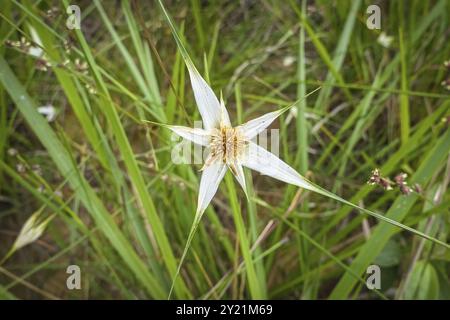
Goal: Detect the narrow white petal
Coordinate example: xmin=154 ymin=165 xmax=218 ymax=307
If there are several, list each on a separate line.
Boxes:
xmin=238 ymin=109 xmax=284 ymax=140
xmin=219 ymin=94 xmax=231 ymax=127
xmin=197 ymin=161 xmax=227 ymax=215
xmin=168 ymin=125 xmax=211 ymax=146
xmin=187 ymin=65 xmax=230 ymax=130
xmin=241 ymin=141 xmax=314 ymax=191
xmin=159 ymin=1 xmax=229 ymax=130
xmin=239 ymin=87 xmax=322 ymax=139
xmin=228 ymin=161 xmax=247 ymax=197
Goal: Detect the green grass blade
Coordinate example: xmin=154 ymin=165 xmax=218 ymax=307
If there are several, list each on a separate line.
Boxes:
xmin=0 ymin=56 xmax=166 ymax=298
xmin=330 ymin=128 xmax=450 ymax=298
xmin=313 ymin=0 xmax=362 ymax=112
xmin=64 ymin=0 xmax=190 ymax=297
xmin=399 ymin=27 xmax=410 ymax=145
xmin=224 ymin=173 xmax=264 ymax=299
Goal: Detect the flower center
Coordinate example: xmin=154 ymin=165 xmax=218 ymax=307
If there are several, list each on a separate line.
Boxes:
xmin=209 ymin=127 xmax=246 ymax=164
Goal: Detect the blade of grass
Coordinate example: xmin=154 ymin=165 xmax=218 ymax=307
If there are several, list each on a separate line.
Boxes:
xmin=288 ymin=0 xmax=353 ymax=103
xmin=0 ymin=56 xmax=166 ymax=298
xmin=315 ymin=0 xmax=447 ymax=170
xmin=190 ymin=0 xmax=206 ymax=51
xmin=123 ymin=0 xmax=162 ymax=108
xmin=399 ymin=27 xmax=410 ymax=145
xmin=224 ymin=172 xmax=264 ymax=299
xmin=25 ymin=18 xmax=113 ymax=174
xmin=94 ymin=0 xmax=164 ymax=121
xmin=313 ymin=0 xmax=362 ymax=112
xmin=330 ymin=128 xmax=450 ymax=299
xmin=235 ymin=81 xmax=268 ymax=298
xmin=65 ymin=0 xmax=190 ymax=298
xmin=318 ymin=101 xmax=449 ymax=244
xmin=294 ymin=0 xmax=314 ymax=297
xmin=333 ymin=66 xmax=385 ymax=191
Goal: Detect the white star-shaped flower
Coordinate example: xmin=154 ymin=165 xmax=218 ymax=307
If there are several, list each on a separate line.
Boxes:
xmin=167 ymin=62 xmax=316 ymax=217
xmin=157 ymin=0 xmax=449 ymax=298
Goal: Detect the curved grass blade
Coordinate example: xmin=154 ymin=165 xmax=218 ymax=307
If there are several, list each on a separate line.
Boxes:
xmin=330 ymin=128 xmax=450 ymax=299
xmin=0 ymin=56 xmax=167 ymax=298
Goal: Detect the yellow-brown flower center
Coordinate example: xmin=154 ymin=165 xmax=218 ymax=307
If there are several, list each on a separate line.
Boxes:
xmin=208 ymin=127 xmax=247 ymax=165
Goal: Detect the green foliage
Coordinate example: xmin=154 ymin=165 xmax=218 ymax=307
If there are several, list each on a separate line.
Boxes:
xmin=0 ymin=0 xmax=448 ymax=299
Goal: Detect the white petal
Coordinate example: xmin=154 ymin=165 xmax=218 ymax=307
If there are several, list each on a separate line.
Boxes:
xmin=197 ymin=161 xmax=227 ymax=215
xmin=167 ymin=125 xmax=211 ymax=146
xmin=37 ymin=105 xmax=56 ymax=122
xmin=241 ymin=141 xmax=314 ymax=191
xmin=239 ymin=87 xmax=322 ymax=139
xmin=238 ymin=109 xmax=284 ymax=140
xmin=28 ymin=46 xmax=43 ymax=58
xmin=187 ymin=65 xmax=230 ymax=130
xmin=13 ymin=212 xmax=49 ymax=250
xmin=28 ymin=26 xmax=44 ymax=58
xmin=228 ymin=161 xmax=247 ymax=197
xmin=219 ymin=94 xmax=231 ymax=127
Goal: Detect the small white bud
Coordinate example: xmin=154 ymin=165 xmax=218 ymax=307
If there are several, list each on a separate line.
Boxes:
xmin=12 ymin=212 xmax=50 ymax=251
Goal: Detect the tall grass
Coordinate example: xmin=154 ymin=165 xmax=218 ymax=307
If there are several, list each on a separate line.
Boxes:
xmin=0 ymin=0 xmax=448 ymax=299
